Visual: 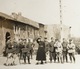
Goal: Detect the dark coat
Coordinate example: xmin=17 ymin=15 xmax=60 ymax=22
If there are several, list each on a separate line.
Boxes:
xmin=18 ymin=42 xmax=24 ymax=53
xmin=36 ymin=41 xmax=46 ymax=61
xmin=6 ymin=40 xmax=13 ymax=53
xmin=27 ymin=42 xmax=33 ymax=53
xmin=12 ymin=41 xmax=19 ymax=54
xmin=44 ymin=41 xmax=49 ymax=52
xmin=49 ymin=41 xmax=55 ymax=52
xmin=62 ymin=42 xmax=68 ymax=52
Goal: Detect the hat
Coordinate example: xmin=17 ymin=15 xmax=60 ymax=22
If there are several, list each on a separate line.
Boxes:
xmin=69 ymin=39 xmax=72 ymax=41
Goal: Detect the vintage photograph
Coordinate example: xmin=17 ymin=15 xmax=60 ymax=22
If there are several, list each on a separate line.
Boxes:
xmin=0 ymin=0 xmax=80 ymax=69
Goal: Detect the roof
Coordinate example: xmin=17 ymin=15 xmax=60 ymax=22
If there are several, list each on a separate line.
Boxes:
xmin=16 ymin=14 xmax=39 ymax=28
xmin=0 ymin=12 xmax=39 ymax=28
xmin=0 ymin=12 xmax=14 ymax=20
xmin=39 ymin=23 xmax=44 ymax=26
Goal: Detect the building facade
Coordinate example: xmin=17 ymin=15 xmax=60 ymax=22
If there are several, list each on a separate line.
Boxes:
xmin=0 ymin=12 xmax=40 ymax=54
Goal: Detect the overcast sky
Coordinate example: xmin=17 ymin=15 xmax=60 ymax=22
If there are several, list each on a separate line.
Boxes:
xmin=0 ymin=0 xmax=80 ymax=37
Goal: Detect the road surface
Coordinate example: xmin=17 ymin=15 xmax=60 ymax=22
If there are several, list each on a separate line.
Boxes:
xmin=0 ymin=55 xmax=80 ymax=69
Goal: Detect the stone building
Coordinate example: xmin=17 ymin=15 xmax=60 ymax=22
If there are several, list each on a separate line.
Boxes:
xmin=0 ymin=12 xmax=40 ymax=54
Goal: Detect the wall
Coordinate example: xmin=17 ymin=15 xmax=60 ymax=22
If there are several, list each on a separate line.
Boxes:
xmin=39 ymin=24 xmax=45 ymax=38
xmin=0 ymin=18 xmax=14 ymax=54
xmin=0 ymin=17 xmax=39 ymax=54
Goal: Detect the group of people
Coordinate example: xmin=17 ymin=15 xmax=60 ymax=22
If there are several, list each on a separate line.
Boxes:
xmin=3 ymin=36 xmax=76 ymax=66
xmin=36 ymin=37 xmax=75 ymax=64
xmin=4 ymin=38 xmax=34 ymax=66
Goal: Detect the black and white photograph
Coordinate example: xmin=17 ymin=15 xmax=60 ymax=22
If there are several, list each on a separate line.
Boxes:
xmin=0 ymin=0 xmax=80 ymax=69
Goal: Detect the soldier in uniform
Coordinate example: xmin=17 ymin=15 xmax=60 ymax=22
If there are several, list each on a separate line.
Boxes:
xmin=11 ymin=38 xmax=18 ymax=65
xmin=18 ymin=39 xmax=24 ymax=63
xmin=62 ymin=38 xmax=68 ymax=63
xmin=49 ymin=37 xmax=55 ymax=63
xmin=44 ymin=37 xmax=49 ymax=63
xmin=27 ymin=39 xmax=34 ymax=59
xmin=4 ymin=39 xmax=13 ymax=66
xmin=54 ymin=39 xmax=63 ymax=63
xmin=53 ymin=39 xmax=58 ymax=63
xmin=67 ymin=39 xmax=75 ymax=63
xmin=22 ymin=39 xmax=31 ymax=64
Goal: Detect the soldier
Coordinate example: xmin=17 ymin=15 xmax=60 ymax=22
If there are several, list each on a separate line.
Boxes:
xmin=27 ymin=39 xmax=34 ymax=59
xmin=67 ymin=39 xmax=75 ymax=63
xmin=44 ymin=37 xmax=49 ymax=63
xmin=18 ymin=39 xmax=24 ymax=64
xmin=22 ymin=39 xmax=32 ymax=64
xmin=49 ymin=37 xmax=55 ymax=63
xmin=62 ymin=38 xmax=68 ymax=63
xmin=11 ymin=39 xmax=18 ymax=65
xmin=4 ymin=39 xmax=13 ymax=66
xmin=53 ymin=39 xmax=58 ymax=63
xmin=54 ymin=39 xmax=63 ymax=63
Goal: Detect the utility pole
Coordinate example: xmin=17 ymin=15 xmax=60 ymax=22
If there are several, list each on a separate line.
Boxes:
xmin=59 ymin=0 xmax=62 ymax=25
xmin=59 ymin=0 xmax=63 ymax=42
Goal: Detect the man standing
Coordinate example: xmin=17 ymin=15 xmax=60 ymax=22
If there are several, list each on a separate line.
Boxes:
xmin=54 ymin=39 xmax=63 ymax=63
xmin=27 ymin=39 xmax=34 ymax=59
xmin=18 ymin=39 xmax=24 ymax=64
xmin=4 ymin=39 xmax=13 ymax=66
xmin=44 ymin=37 xmax=49 ymax=63
xmin=49 ymin=37 xmax=55 ymax=63
xmin=67 ymin=39 xmax=75 ymax=63
xmin=62 ymin=38 xmax=68 ymax=63
xmin=12 ymin=39 xmax=18 ymax=65
xmin=22 ymin=39 xmax=31 ymax=64
xmin=36 ymin=37 xmax=46 ymax=64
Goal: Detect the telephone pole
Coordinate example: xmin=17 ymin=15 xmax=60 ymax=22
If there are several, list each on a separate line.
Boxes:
xmin=59 ymin=0 xmax=63 ymax=42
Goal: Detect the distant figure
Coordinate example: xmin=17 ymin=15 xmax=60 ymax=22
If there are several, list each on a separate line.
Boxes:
xmin=18 ymin=39 xmax=24 ymax=63
xmin=22 ymin=39 xmax=31 ymax=64
xmin=53 ymin=39 xmax=58 ymax=63
xmin=54 ymin=39 xmax=63 ymax=63
xmin=44 ymin=37 xmax=49 ymax=63
xmin=49 ymin=37 xmax=55 ymax=63
xmin=62 ymin=38 xmax=68 ymax=63
xmin=27 ymin=39 xmax=34 ymax=59
xmin=11 ymin=39 xmax=18 ymax=65
xmin=67 ymin=39 xmax=75 ymax=63
xmin=4 ymin=39 xmax=13 ymax=66
xmin=36 ymin=38 xmax=46 ymax=64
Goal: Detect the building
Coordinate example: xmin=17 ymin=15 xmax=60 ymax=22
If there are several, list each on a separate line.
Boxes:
xmin=46 ymin=24 xmax=71 ymax=41
xmin=0 ymin=12 xmax=40 ymax=54
xmin=39 ymin=23 xmax=45 ymax=38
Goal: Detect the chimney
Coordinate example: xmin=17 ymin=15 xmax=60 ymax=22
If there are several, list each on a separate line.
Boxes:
xmin=11 ymin=12 xmax=18 ymax=20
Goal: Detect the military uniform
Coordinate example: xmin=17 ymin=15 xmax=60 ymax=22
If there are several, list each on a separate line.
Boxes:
xmin=62 ymin=41 xmax=68 ymax=62
xmin=49 ymin=41 xmax=55 ymax=62
xmin=18 ymin=41 xmax=24 ymax=60
xmin=54 ymin=41 xmax=63 ymax=63
xmin=5 ymin=40 xmax=13 ymax=66
xmin=44 ymin=41 xmax=49 ymax=53
xmin=27 ymin=41 xmax=34 ymax=59
xmin=67 ymin=43 xmax=75 ymax=62
xmin=12 ymin=41 xmax=19 ymax=65
xmin=22 ymin=42 xmax=31 ymax=64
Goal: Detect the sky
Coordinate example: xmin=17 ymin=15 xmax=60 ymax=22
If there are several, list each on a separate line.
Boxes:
xmin=0 ymin=0 xmax=80 ymax=37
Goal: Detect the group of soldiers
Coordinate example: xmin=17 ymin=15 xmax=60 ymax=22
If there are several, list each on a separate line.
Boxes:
xmin=36 ymin=37 xmax=75 ymax=64
xmin=3 ymin=36 xmax=76 ymax=66
xmin=4 ymin=38 xmax=34 ymax=66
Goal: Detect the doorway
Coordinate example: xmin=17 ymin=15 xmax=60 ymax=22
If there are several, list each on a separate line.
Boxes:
xmin=5 ymin=32 xmax=10 ymax=43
